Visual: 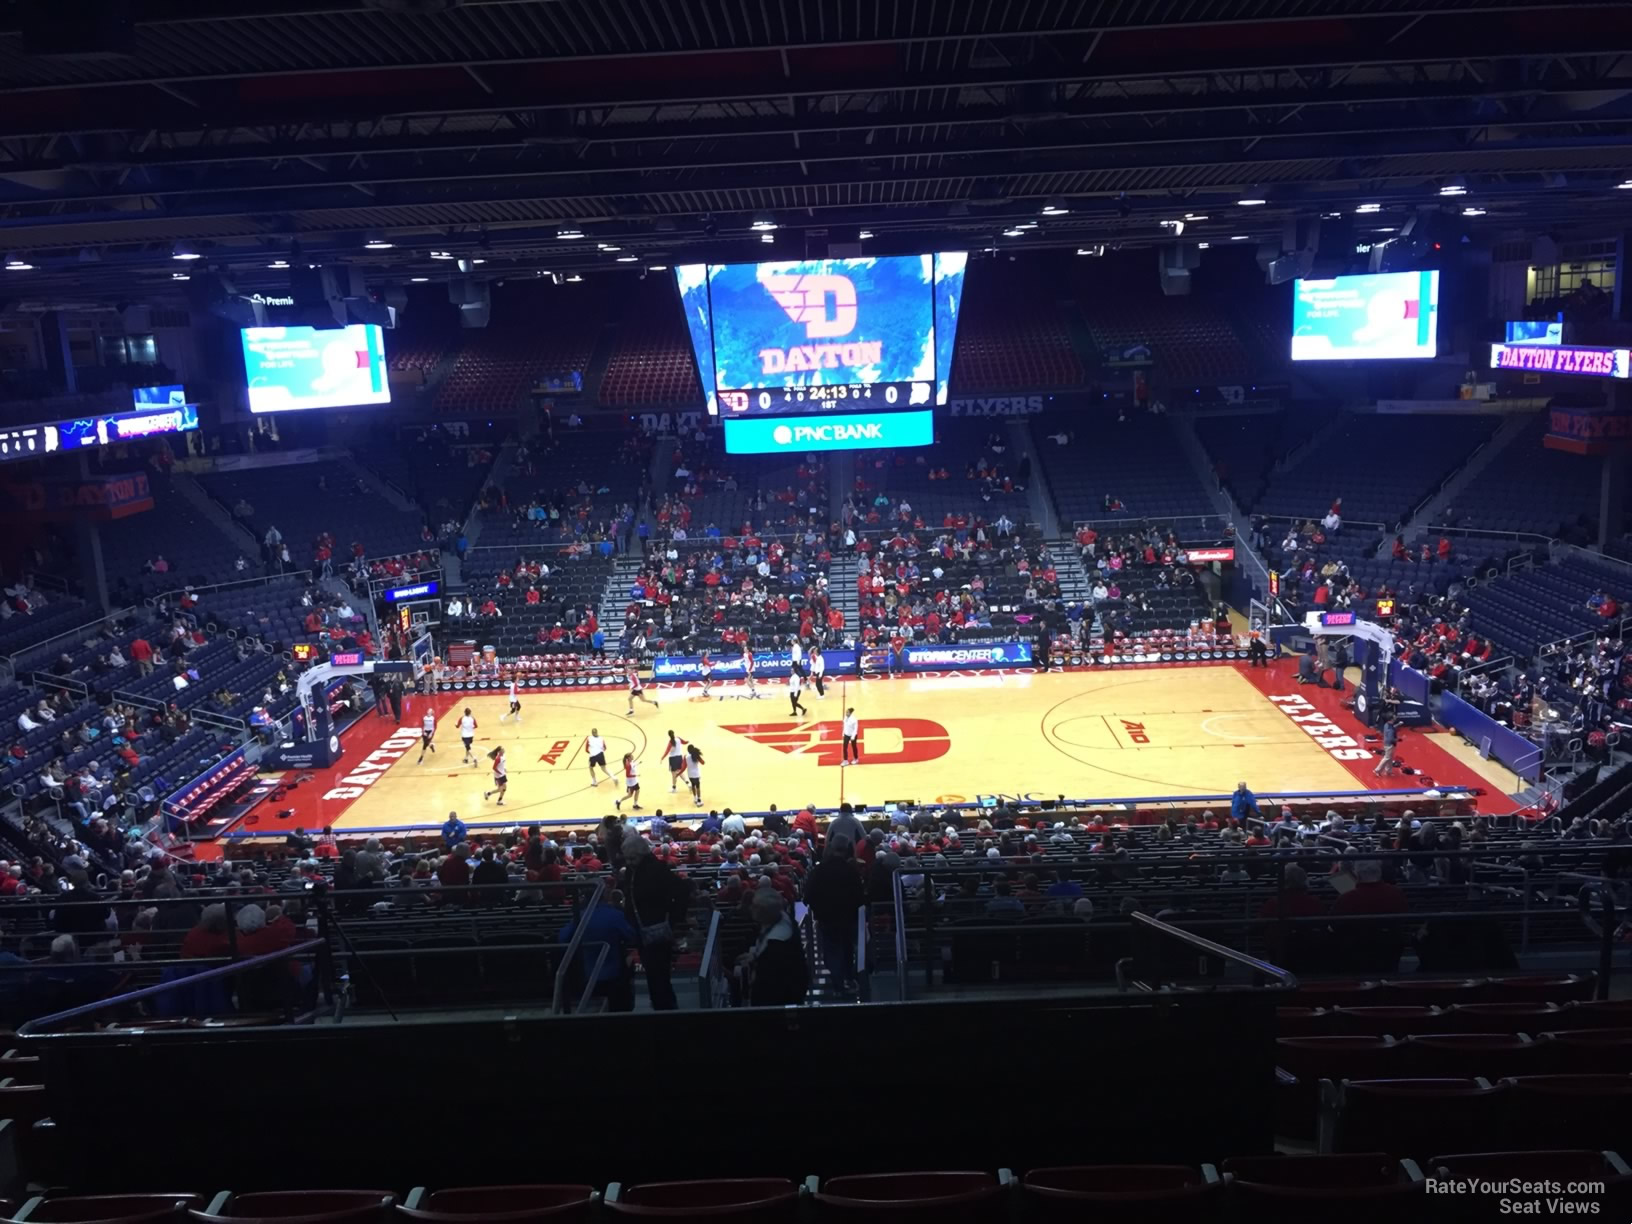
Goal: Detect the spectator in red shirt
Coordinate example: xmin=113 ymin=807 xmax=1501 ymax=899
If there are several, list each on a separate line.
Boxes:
xmin=437 ymin=844 xmax=471 ymax=897
xmin=180 ymin=904 xmax=232 ymax=959
xmin=1437 ymin=536 xmax=1453 ymax=561
xmin=129 ymin=637 xmax=154 ymax=676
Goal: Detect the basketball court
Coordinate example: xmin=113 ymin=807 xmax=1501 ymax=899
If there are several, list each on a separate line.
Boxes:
xmin=234 ymin=659 xmax=1500 ymax=843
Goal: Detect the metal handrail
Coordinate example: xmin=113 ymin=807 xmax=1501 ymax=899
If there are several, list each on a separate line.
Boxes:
xmin=3 ymin=604 xmax=139 ymax=676
xmin=892 ymin=867 xmax=908 ymax=1000
xmin=1128 ymin=909 xmax=1297 ymax=988
xmin=854 ymin=903 xmax=867 ymax=977
xmin=550 ymin=883 xmax=603 ymax=1015
xmin=16 ymin=938 xmax=326 ymax=1036
xmin=146 ymin=571 xmax=313 ymax=608
xmin=696 ymin=907 xmax=723 ymax=1005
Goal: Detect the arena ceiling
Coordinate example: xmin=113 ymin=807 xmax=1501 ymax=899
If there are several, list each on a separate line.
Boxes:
xmin=1 ymin=0 xmax=1631 ymax=301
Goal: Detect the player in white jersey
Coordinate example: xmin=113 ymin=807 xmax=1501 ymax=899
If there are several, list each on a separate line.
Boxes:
xmin=841 ymin=706 xmax=860 ymax=766
xmin=585 ymin=728 xmax=611 ymax=787
xmin=788 ymin=667 xmax=807 ymax=716
xmin=625 ymin=663 xmax=658 ymax=716
xmin=684 ymin=743 xmax=704 ymax=806
xmin=809 ymin=647 xmax=826 ymax=698
xmin=458 ymin=707 xmax=478 ymax=765
xmin=613 ymin=752 xmax=642 ymax=811
xmin=741 ymin=644 xmax=758 ymax=699
xmin=416 ymin=709 xmax=437 ymax=763
xmin=482 ymin=745 xmax=508 ymax=805
xmin=699 ymin=652 xmax=714 ymax=699
xmin=500 ymin=677 xmax=521 ymax=722
xmin=789 ymin=637 xmax=804 ymax=677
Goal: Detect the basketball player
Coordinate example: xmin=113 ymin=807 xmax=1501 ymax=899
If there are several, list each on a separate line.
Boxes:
xmin=841 ymin=706 xmax=860 ymax=766
xmin=789 ymin=635 xmax=804 ymax=678
xmin=482 ymin=745 xmax=508 ymax=805
xmin=788 ymin=666 xmax=807 ymax=716
xmin=458 ymin=707 xmax=478 ymax=766
xmin=613 ymin=751 xmax=642 ymax=811
xmin=741 ymin=643 xmax=758 ymax=699
xmin=500 ymin=675 xmax=522 ymax=722
xmin=699 ymin=652 xmax=714 ymax=699
xmin=684 ymin=743 xmax=704 ymax=806
xmin=416 ymin=707 xmax=437 ymax=763
xmin=585 ymin=727 xmax=610 ymax=787
xmin=809 ymin=646 xmax=826 ymax=698
xmin=664 ymin=730 xmax=687 ymax=793
xmin=625 ymin=662 xmax=658 ymax=716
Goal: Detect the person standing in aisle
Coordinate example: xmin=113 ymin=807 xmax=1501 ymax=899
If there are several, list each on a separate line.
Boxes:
xmin=788 ymin=665 xmax=808 ymax=717
xmin=841 ymin=706 xmax=860 ymax=766
xmin=809 ymin=646 xmax=826 ymax=698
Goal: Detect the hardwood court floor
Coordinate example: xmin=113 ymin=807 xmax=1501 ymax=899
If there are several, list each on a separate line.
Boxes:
xmin=314 ymin=665 xmax=1381 ymax=835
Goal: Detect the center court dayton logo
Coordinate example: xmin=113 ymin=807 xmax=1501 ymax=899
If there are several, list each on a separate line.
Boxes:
xmin=723 ymin=718 xmax=950 ymax=766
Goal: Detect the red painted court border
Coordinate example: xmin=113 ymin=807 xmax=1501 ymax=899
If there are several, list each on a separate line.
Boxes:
xmin=215 ymin=662 xmax=1506 ymax=845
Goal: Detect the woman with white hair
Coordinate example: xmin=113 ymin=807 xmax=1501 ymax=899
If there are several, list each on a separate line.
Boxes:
xmin=737 ymin=888 xmax=807 ymax=1007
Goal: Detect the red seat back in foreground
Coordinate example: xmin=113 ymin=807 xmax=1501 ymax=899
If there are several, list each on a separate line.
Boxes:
xmin=606 ymin=1178 xmax=798 ymax=1221
xmin=813 ymin=1172 xmax=1003 ymax=1221
xmin=18 ymin=1196 xmax=204 ymax=1224
xmin=191 ymin=1192 xmax=396 ymax=1224
xmin=399 ymin=1187 xmax=598 ymax=1224
xmin=1022 ymin=1165 xmax=1221 ymax=1222
xmin=1221 ymin=1154 xmax=1422 ymax=1224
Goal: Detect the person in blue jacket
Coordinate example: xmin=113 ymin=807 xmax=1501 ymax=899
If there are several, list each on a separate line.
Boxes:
xmin=441 ymin=810 xmax=468 ymax=850
xmin=1230 ymin=781 xmax=1261 ymax=826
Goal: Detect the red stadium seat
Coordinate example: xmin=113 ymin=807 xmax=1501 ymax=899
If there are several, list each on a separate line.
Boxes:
xmin=604 ymin=1178 xmax=798 ymax=1220
xmin=1290 ymin=980 xmax=1378 ymax=1010
xmin=1331 ymin=1078 xmax=1507 ymax=1157
xmin=1274 ymin=1006 xmax=1328 ymax=1037
xmin=1327 ymin=1006 xmax=1441 ymax=1037
xmin=1500 ymin=1074 xmax=1632 ymax=1150
xmin=1551 ymin=1000 xmax=1632 ymax=1030
xmin=1220 ymin=1154 xmax=1422 ymax=1223
xmin=810 ymin=1172 xmax=1006 ymax=1221
xmin=1487 ymin=974 xmax=1596 ymax=1003
xmin=1375 ymin=978 xmax=1489 ymax=1005
xmin=398 ymin=1186 xmax=597 ymax=1224
xmin=1443 ymin=1002 xmax=1564 ymax=1034
xmin=16 ymin=1196 xmax=203 ymax=1224
xmin=1401 ymin=1033 xmax=1546 ymax=1077
xmin=1020 ymin=1165 xmax=1221 ymax=1222
xmin=1427 ymin=1151 xmax=1631 ymax=1215
xmin=191 ymin=1192 xmax=395 ymax=1224
xmin=1535 ymin=1027 xmax=1632 ymax=1072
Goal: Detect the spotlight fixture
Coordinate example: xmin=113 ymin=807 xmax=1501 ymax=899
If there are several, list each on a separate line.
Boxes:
xmin=1197 ymin=242 xmax=1210 ymax=249
xmin=1230 ymin=234 xmax=1249 ymax=240
xmin=171 ymin=272 xmax=190 ymax=280
xmin=858 ymin=230 xmax=873 ymax=240
xmin=1040 ymin=202 xmax=1070 ymax=216
xmin=1237 ymin=198 xmax=1267 ymax=206
xmin=4 ymin=257 xmax=33 ymax=271
xmin=1183 ymin=213 xmax=1208 ymax=221
xmin=1355 ymin=203 xmax=1382 ymax=213
xmin=410 ymin=276 xmax=429 ymax=282
xmin=760 ymin=233 xmax=774 ymax=243
xmin=566 ymin=273 xmax=583 ymax=282
xmin=556 ymin=229 xmax=584 ymax=240
xmin=1075 ymin=246 xmax=1105 ymax=257
xmin=364 ymin=238 xmax=394 ymax=250
xmin=1462 ymin=207 xmax=1486 ymax=217
xmin=597 ymin=244 xmax=620 ymax=251
xmin=267 ymin=259 xmax=290 ymax=269
xmin=1002 ymin=228 xmax=1026 ymax=238
xmin=170 ymin=242 xmax=202 ymax=261
xmin=648 ymin=265 xmax=668 ymax=271
xmin=750 ymin=216 xmax=777 ymax=232
xmin=430 ymin=250 xmax=455 ymax=260
xmin=616 ymin=255 xmax=638 ymax=262
xmin=1159 ymin=220 xmax=1186 ymax=236
xmin=1437 ymin=179 xmax=1467 ymax=196
xmin=1616 ymin=180 xmax=1632 ymax=190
